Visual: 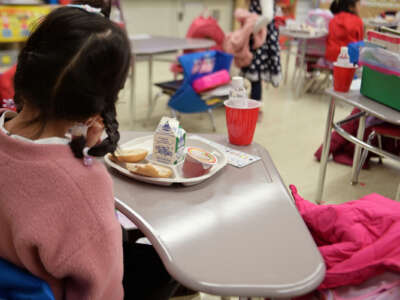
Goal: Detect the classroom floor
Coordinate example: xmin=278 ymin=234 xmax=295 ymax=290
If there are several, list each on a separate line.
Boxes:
xmin=115 ymin=54 xmax=399 ymax=300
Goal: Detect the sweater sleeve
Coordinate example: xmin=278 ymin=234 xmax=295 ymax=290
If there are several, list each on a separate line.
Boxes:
xmin=61 ymin=225 xmax=124 ymax=300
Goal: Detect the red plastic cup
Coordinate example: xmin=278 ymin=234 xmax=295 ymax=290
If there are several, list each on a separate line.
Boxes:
xmin=224 ymin=99 xmax=261 ymax=146
xmin=333 ymin=64 xmax=357 ymax=93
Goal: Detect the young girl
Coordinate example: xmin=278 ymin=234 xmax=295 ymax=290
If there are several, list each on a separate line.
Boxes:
xmin=326 ymin=0 xmax=363 ymax=62
xmin=241 ymin=0 xmax=282 ymax=100
xmin=0 ymin=3 xmax=176 ymax=300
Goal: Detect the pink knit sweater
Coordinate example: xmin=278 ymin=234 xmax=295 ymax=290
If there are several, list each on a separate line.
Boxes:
xmin=0 ymin=123 xmax=123 ymax=299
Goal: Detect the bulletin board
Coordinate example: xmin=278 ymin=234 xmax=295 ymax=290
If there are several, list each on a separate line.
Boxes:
xmin=0 ymin=5 xmax=52 ymax=43
xmin=320 ymin=0 xmax=400 ymax=18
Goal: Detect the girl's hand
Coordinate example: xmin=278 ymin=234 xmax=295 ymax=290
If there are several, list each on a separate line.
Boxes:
xmin=86 ymin=116 xmax=104 ymax=148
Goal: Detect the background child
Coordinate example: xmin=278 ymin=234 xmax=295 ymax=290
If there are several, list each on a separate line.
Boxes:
xmin=241 ymin=0 xmax=282 ymax=101
xmin=326 ymin=0 xmax=363 ymax=62
xmin=0 ymin=3 xmax=176 ymax=300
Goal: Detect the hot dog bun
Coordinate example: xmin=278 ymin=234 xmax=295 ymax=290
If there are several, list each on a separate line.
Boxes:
xmin=113 ymin=148 xmax=148 ymax=163
xmin=126 ymin=163 xmax=172 ymax=178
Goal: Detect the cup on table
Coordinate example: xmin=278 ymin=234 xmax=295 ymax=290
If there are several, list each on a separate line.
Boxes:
xmin=333 ymin=63 xmax=357 ymax=93
xmin=224 ymin=99 xmax=261 ymax=146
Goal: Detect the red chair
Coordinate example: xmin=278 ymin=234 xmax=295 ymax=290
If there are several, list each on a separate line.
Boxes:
xmin=357 ymin=123 xmax=400 ymax=200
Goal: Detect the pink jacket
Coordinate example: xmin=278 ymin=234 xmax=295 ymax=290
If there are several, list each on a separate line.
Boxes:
xmin=224 ymin=8 xmax=267 ymax=68
xmin=0 ymin=113 xmax=123 ymax=300
xmin=290 ymin=185 xmax=400 ymax=290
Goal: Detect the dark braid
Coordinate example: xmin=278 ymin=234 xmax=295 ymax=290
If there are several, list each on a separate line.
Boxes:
xmin=69 ymin=136 xmax=87 ymax=159
xmin=88 ymin=105 xmax=120 ymax=156
xmin=69 ymin=104 xmax=120 ymax=157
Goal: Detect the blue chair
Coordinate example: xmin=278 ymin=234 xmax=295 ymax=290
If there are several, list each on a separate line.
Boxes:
xmin=0 ymin=258 xmax=55 ymax=300
xmin=151 ymin=50 xmax=233 ymax=131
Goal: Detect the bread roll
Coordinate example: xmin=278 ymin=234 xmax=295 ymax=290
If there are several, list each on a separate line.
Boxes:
xmin=114 ymin=148 xmax=148 ymax=163
xmin=126 ymin=163 xmax=172 ymax=178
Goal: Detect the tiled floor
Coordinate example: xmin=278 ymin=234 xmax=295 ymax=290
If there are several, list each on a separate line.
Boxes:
xmin=116 ymin=55 xmax=399 ymax=300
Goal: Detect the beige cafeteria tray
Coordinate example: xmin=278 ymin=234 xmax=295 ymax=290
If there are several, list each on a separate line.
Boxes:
xmin=104 ymin=135 xmax=228 ymax=186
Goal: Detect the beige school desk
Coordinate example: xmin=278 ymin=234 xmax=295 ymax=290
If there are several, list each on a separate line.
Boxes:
xmin=109 ymin=131 xmax=325 ymax=299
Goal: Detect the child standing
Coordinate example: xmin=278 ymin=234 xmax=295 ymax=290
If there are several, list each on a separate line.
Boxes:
xmin=0 ymin=3 xmax=176 ymax=300
xmin=326 ymin=0 xmax=363 ymax=62
xmin=241 ymin=0 xmax=282 ymax=100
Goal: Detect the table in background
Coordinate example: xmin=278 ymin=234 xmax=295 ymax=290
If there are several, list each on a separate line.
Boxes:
xmin=109 ymin=131 xmax=325 ymax=299
xmin=129 ymin=35 xmax=215 ymax=123
xmin=279 ymin=28 xmax=327 ymax=98
xmin=364 ymin=18 xmax=399 ymax=30
xmin=316 ymin=88 xmax=400 ymax=204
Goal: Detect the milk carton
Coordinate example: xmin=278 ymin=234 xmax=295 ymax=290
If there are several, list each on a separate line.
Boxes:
xmin=153 ymin=117 xmax=186 ymax=165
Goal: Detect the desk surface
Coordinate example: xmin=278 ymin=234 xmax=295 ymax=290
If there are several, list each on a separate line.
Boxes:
xmin=109 ymin=132 xmax=325 ymax=298
xmin=130 ymin=35 xmax=216 ymax=55
xmin=326 ymin=88 xmax=400 ymax=125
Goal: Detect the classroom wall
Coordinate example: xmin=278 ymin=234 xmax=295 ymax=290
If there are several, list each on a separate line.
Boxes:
xmin=120 ymin=0 xmax=318 ymax=38
xmin=122 ymin=0 xmax=234 ymax=38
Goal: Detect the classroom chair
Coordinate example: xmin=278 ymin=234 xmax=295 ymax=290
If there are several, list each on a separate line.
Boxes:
xmin=356 ymin=124 xmax=400 ymax=201
xmin=0 ymin=258 xmax=55 ymax=300
xmin=302 ymin=56 xmax=332 ymax=95
xmin=151 ymin=50 xmax=233 ymax=131
xmin=149 ymin=80 xmax=184 ymax=120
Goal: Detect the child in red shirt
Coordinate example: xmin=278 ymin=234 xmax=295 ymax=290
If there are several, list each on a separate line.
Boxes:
xmin=326 ymin=0 xmax=363 ymax=62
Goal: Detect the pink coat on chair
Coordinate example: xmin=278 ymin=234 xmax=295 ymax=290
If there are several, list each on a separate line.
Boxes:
xmin=290 ymin=185 xmax=400 ymax=290
xmin=223 ymin=8 xmax=267 ymax=68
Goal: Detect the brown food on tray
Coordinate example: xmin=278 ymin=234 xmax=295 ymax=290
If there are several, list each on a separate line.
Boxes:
xmin=126 ymin=163 xmax=173 ymax=178
xmin=113 ymin=148 xmax=148 ymax=163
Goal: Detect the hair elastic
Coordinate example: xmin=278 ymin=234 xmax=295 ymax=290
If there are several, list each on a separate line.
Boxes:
xmin=67 ymin=4 xmax=104 ymax=16
xmin=83 ymin=147 xmax=94 ymax=166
